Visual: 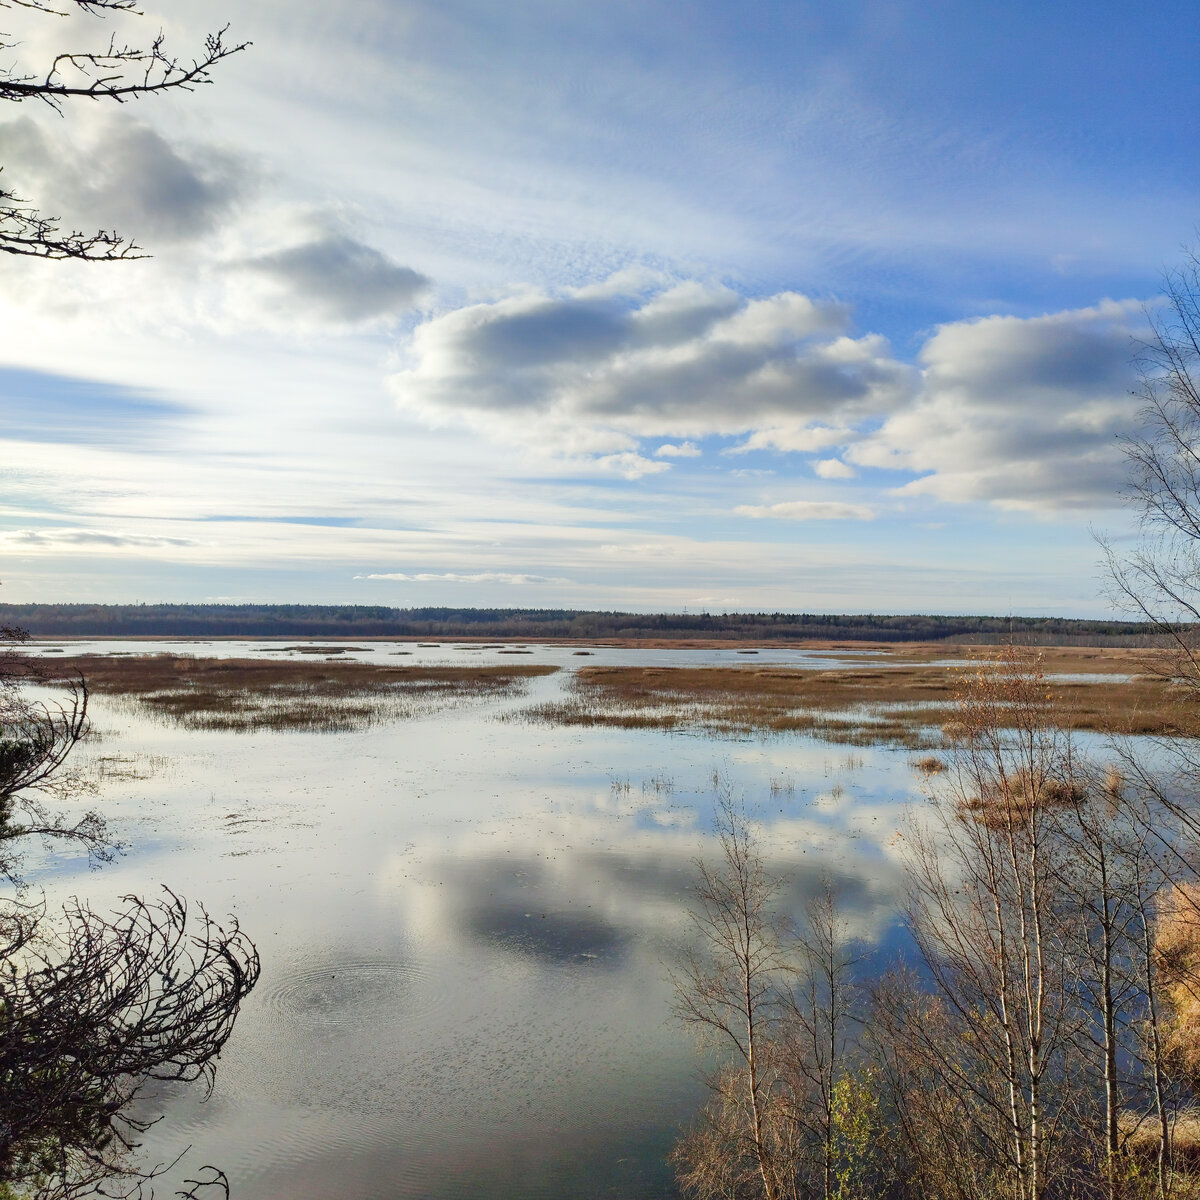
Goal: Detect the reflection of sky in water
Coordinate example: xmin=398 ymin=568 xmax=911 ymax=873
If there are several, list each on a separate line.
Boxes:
xmin=25 ymin=640 xmax=1075 ymax=1199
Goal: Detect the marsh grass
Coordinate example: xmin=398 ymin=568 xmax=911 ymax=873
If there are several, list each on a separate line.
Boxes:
xmin=42 ymin=655 xmax=558 ymax=733
xmin=643 ymin=771 xmax=674 ymax=795
xmin=520 ymin=657 xmax=1194 ymax=748
xmin=957 ymin=772 xmax=1088 ymax=829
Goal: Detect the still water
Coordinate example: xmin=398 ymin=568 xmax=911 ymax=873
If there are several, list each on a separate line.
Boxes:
xmin=31 ymin=641 xmax=922 ymax=1200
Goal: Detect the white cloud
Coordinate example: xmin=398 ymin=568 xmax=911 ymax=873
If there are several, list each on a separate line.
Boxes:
xmin=734 ymin=501 xmax=875 ymax=521
xmin=359 ymin=572 xmax=571 ymax=585
xmin=0 ymin=115 xmax=249 ymax=246
xmin=814 ymin=458 xmax=856 ymax=479
xmin=594 ymin=452 xmax=672 ymax=479
xmin=383 ymin=285 xmax=1150 ymax=513
xmin=388 ymin=278 xmax=913 ymax=462
xmin=847 ymin=299 xmax=1146 ymax=510
xmin=233 ymin=231 xmax=430 ymax=325
xmin=0 ymin=528 xmax=195 ymax=549
xmin=727 ymin=425 xmax=854 ymax=454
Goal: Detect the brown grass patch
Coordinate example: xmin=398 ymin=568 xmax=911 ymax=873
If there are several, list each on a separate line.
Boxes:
xmin=958 ymin=772 xmax=1088 ymax=828
xmin=519 ymin=658 xmax=1194 ymax=747
xmin=1120 ymin=1108 xmax=1200 ymax=1177
xmin=1156 ymin=883 xmax=1200 ymax=1088
xmin=41 ymin=654 xmax=557 ymax=733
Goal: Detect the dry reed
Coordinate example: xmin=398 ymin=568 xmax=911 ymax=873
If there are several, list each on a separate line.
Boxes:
xmin=520 ymin=655 xmax=1192 ymax=747
xmin=40 ymin=654 xmax=557 ymax=733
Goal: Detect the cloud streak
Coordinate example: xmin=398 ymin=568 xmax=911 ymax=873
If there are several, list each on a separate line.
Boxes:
xmin=735 ymin=501 xmax=875 ymax=521
xmin=1 ymin=529 xmax=195 ymax=548
xmin=360 ymin=572 xmax=572 ymax=585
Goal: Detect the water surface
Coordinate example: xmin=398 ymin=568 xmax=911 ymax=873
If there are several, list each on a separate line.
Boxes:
xmin=32 ymin=641 xmax=923 ymax=1199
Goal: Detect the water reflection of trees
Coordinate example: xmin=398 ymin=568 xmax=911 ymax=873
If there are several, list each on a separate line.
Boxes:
xmin=0 ymin=628 xmax=258 ymax=1199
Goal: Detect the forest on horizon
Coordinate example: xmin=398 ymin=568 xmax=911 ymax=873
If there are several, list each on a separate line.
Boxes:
xmin=0 ymin=603 xmax=1168 ymax=645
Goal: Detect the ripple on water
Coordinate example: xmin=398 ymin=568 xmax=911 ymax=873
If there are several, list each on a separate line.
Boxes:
xmin=259 ymin=956 xmax=438 ymax=1030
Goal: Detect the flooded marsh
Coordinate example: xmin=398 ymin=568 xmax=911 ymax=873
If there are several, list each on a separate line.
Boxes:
xmin=520 ymin=652 xmax=1191 ymax=748
xmin=20 ymin=638 xmax=1182 ymax=1199
xmin=42 ymin=653 xmax=558 ymax=732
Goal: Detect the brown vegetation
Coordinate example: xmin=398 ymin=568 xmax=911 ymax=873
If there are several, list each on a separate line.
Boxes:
xmin=38 ymin=654 xmax=558 ymax=733
xmin=1155 ymin=884 xmax=1200 ymax=1087
xmin=523 ymin=649 xmax=1193 ymax=747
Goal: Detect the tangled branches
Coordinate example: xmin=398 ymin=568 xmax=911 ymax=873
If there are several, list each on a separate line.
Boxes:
xmin=0 ymin=889 xmax=260 ymax=1198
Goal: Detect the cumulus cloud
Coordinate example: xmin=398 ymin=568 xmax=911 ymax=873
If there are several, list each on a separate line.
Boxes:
xmin=359 ymin=572 xmax=570 ymax=584
xmin=1 ymin=116 xmax=246 ymax=244
xmin=734 ymin=501 xmax=875 ymax=521
xmin=847 ymin=300 xmax=1146 ymax=510
xmin=594 ymin=452 xmax=672 ymax=479
xmin=383 ymin=276 xmax=1148 ymax=514
xmin=236 ymin=232 xmax=430 ymax=325
xmin=814 ymin=458 xmax=856 ymax=479
xmin=389 ymin=278 xmax=913 ymax=457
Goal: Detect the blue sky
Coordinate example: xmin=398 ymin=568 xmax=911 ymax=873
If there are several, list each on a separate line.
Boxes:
xmin=1 ymin=0 xmax=1197 ymax=615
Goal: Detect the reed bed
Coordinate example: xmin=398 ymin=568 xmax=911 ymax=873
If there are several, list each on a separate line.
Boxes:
xmin=41 ymin=654 xmax=558 ymax=733
xmin=520 ymin=659 xmax=1193 ymax=748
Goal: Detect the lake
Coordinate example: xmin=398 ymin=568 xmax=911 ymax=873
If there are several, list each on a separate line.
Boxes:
xmin=29 ymin=640 xmax=925 ymax=1200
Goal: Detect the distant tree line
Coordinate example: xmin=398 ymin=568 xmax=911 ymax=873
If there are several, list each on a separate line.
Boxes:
xmin=0 ymin=604 xmax=1169 ymax=645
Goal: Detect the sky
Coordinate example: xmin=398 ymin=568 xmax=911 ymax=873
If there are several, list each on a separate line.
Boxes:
xmin=2 ymin=0 xmax=1198 ymax=616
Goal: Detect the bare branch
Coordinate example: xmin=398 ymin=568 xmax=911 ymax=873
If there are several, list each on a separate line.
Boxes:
xmin=0 ymin=4 xmax=246 ymax=258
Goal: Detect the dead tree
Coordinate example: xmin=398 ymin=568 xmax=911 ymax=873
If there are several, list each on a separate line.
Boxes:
xmin=0 ymin=0 xmax=247 ymax=259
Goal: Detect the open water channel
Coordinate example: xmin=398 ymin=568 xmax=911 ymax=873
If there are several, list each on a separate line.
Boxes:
xmin=28 ymin=640 xmax=928 ymax=1199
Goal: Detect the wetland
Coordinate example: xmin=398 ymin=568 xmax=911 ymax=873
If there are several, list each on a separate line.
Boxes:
xmin=20 ymin=638 xmax=1189 ymax=1199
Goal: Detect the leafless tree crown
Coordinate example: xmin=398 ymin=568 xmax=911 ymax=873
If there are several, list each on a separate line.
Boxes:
xmin=0 ymin=0 xmax=246 ymax=258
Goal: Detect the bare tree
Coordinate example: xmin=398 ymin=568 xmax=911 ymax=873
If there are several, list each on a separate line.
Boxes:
xmin=1106 ymin=248 xmax=1200 ymax=710
xmin=778 ymin=884 xmax=867 ymax=1200
xmin=0 ymin=0 xmax=247 ymax=259
xmin=672 ymin=791 xmax=788 ymax=1200
xmin=899 ymin=651 xmax=1085 ymax=1200
xmin=671 ymin=794 xmax=879 ymax=1200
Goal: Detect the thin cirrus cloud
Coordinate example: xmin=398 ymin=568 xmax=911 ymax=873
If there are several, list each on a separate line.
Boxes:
xmin=359 ymin=572 xmax=572 ymax=585
xmin=1 ymin=529 xmax=195 ymax=549
xmin=734 ymin=501 xmax=876 ymax=521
